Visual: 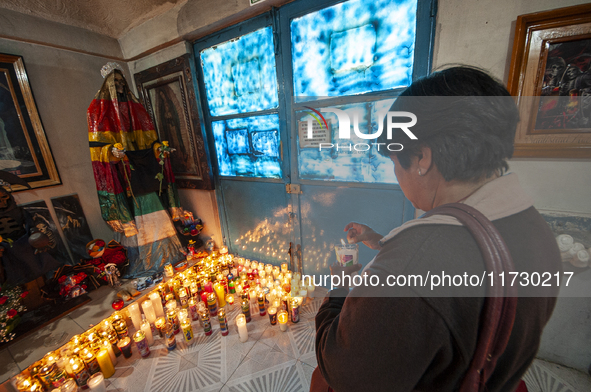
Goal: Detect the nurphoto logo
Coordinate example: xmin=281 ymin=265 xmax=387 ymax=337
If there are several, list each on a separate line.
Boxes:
xmin=303 ymin=107 xmax=418 ymax=152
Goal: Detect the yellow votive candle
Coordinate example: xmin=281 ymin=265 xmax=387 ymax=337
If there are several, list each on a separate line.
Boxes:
xmin=96 ymin=348 xmax=115 ymax=378
xmin=214 ymin=283 xmax=226 ymax=307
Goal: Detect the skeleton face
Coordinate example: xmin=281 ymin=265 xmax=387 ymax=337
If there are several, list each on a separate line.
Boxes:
xmin=566 ymin=66 xmax=581 ymax=80
xmin=114 ymin=72 xmax=126 ymax=94
xmin=0 ymin=190 xmax=11 ymax=209
xmin=550 ymin=63 xmax=565 ymax=77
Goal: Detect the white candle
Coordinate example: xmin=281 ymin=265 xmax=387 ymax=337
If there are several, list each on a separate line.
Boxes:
xmin=299 ymin=289 xmax=308 ymax=305
xmin=141 ymin=300 xmax=157 ymax=325
xmin=149 ymin=292 xmax=165 ymax=319
xmin=141 ymin=319 xmax=154 ymax=346
xmin=102 ymin=339 xmax=117 ymax=366
xmin=128 ymin=303 xmax=142 ymax=331
xmin=278 ymin=310 xmax=288 ymax=332
xmin=87 ymin=372 xmax=106 ymax=392
xmin=236 ymin=314 xmax=248 ymax=343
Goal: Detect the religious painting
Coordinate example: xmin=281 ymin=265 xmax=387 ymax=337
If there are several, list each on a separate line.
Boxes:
xmin=51 ymin=194 xmax=94 ymax=264
xmin=134 ymin=54 xmax=214 ymax=190
xmin=20 ymin=200 xmax=71 ymax=265
xmin=508 ymin=4 xmax=591 ymax=158
xmin=0 ymin=54 xmax=61 ymax=190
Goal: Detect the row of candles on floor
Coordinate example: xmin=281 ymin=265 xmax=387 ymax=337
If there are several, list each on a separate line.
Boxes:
xmin=13 ymin=251 xmax=315 ymax=392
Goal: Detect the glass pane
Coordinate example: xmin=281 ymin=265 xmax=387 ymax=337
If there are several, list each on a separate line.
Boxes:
xmin=297 ymin=99 xmax=397 ymax=183
xmin=213 ymin=114 xmax=282 ymax=178
xmin=291 ymin=0 xmax=417 ymax=100
xmin=201 ymin=27 xmax=279 ymax=116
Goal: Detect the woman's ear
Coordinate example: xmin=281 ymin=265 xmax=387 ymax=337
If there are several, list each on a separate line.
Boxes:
xmin=417 ymin=146 xmax=433 ymax=175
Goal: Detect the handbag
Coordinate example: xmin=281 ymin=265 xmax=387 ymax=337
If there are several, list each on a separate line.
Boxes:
xmin=310 ymin=203 xmax=517 ymax=392
xmin=423 ymin=203 xmax=518 ymax=392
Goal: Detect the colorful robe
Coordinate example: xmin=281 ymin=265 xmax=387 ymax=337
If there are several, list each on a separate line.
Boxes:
xmin=87 ymin=71 xmax=184 ymax=277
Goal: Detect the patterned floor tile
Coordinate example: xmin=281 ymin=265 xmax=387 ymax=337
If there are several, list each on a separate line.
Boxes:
xmin=523 ymin=359 xmax=591 ymax=392
xmin=299 ymin=360 xmax=316 ymax=389
xmin=289 ymin=317 xmax=316 ymax=359
xmin=258 ymin=326 xmax=297 ymax=359
xmin=222 ymin=359 xmax=308 ymax=392
xmin=230 ymin=341 xmax=297 ymax=380
xmin=109 ymin=343 xmax=165 ymax=392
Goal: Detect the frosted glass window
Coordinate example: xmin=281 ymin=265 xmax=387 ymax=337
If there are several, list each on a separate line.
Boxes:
xmin=213 ymin=114 xmax=282 ymax=178
xmin=291 ymin=0 xmax=417 ymax=99
xmin=201 ymin=27 xmax=279 ymax=116
xmin=297 ymin=99 xmax=398 ymax=183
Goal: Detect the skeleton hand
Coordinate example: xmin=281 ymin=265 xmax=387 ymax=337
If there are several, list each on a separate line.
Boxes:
xmin=158 ymin=141 xmax=176 ymax=158
xmin=112 ymin=143 xmax=126 ymax=159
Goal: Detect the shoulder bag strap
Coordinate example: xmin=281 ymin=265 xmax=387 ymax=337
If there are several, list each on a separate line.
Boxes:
xmin=422 ymin=203 xmax=518 ymax=392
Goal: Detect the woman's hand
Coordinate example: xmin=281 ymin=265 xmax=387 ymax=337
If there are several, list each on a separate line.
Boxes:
xmin=344 ymin=222 xmax=383 ymax=250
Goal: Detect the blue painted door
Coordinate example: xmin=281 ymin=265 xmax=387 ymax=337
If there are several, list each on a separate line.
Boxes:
xmin=194 ymin=0 xmax=436 ymax=277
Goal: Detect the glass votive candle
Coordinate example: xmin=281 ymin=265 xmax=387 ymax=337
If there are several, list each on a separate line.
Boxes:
xmin=164 ymin=263 xmax=174 ymax=279
xmin=259 ymin=270 xmax=266 ymax=279
xmin=278 ymin=310 xmax=288 ymax=331
xmin=117 ymin=337 xmax=132 ymax=358
xmin=299 ymin=289 xmax=308 ymax=305
xmin=280 ymin=262 xmax=288 ymax=273
xmin=155 ymin=317 xmax=166 ymax=338
xmin=133 ymin=330 xmax=150 ymax=358
xmin=267 ymin=306 xmax=277 ymax=325
xmin=87 ymin=372 xmax=106 ymax=392
xmin=178 ymin=308 xmax=189 ymax=322
xmin=225 ymin=293 xmax=235 ymax=309
xmin=236 ymin=314 xmax=248 ymax=343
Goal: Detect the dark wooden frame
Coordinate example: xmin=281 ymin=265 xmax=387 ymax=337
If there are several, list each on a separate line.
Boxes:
xmin=507 ymin=4 xmax=591 ymax=158
xmin=0 ymin=54 xmax=61 ymax=190
xmin=134 ymin=54 xmax=214 ymax=190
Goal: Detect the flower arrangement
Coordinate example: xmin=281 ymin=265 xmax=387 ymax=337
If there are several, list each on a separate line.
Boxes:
xmin=0 ymin=285 xmax=28 ymax=343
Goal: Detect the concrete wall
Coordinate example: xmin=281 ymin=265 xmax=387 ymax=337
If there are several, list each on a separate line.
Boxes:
xmin=0 ymin=11 xmax=127 ymax=250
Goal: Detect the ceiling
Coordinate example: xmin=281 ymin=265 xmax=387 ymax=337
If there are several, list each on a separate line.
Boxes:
xmin=0 ymin=0 xmax=185 ymax=38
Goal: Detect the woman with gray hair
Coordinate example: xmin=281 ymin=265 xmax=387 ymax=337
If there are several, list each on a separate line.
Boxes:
xmin=312 ymin=66 xmax=562 ymax=392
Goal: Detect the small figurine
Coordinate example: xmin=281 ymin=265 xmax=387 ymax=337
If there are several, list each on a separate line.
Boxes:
xmin=104 ymin=263 xmax=121 ymax=287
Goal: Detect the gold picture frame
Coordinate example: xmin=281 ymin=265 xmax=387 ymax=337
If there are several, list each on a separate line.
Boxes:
xmin=507 ymin=4 xmax=591 ymax=158
xmin=134 ymin=54 xmax=214 ymax=190
xmin=0 ymin=54 xmax=61 ymax=190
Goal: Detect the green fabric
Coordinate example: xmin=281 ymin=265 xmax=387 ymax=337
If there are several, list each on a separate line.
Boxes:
xmin=167 ymin=183 xmax=181 ymax=209
xmin=98 ymin=191 xmax=133 ymax=223
xmin=132 ymin=193 xmax=166 ymax=216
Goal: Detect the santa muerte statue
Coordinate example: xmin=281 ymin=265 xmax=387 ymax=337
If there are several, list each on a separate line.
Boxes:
xmin=87 ymin=62 xmax=184 ymax=278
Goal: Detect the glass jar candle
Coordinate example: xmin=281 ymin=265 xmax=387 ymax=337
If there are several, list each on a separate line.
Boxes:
xmin=133 ymin=330 xmax=150 ymax=358
xmin=116 ymin=337 xmax=132 ymax=359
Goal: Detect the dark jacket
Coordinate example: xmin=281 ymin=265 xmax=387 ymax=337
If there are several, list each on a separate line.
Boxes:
xmin=315 ymin=206 xmax=561 ymax=392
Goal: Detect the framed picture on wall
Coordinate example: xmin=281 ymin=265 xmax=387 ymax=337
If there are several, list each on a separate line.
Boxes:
xmin=0 ymin=54 xmax=61 ymax=190
xmin=508 ymin=4 xmax=591 ymax=158
xmin=134 ymin=54 xmax=214 ymax=190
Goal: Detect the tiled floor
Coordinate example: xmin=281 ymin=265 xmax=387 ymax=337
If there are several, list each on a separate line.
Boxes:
xmin=1 ymin=284 xmax=590 ymax=392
